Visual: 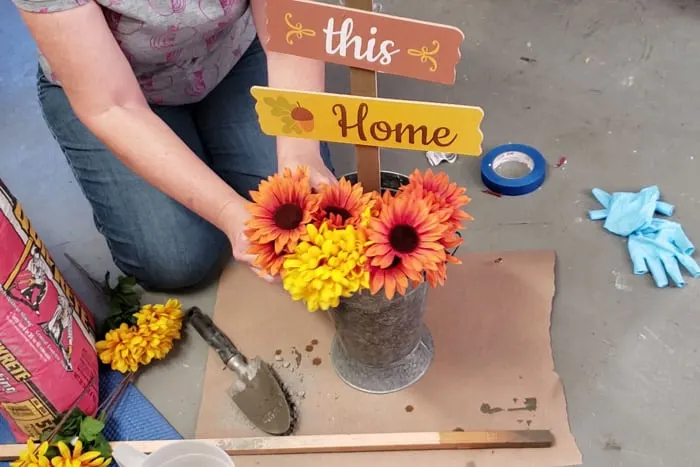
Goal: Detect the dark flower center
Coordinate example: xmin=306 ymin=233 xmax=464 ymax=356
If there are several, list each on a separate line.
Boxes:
xmin=274 ymin=203 xmax=303 ymax=230
xmin=325 ymin=206 xmax=352 ymax=221
xmin=389 ymin=224 xmax=419 ymax=253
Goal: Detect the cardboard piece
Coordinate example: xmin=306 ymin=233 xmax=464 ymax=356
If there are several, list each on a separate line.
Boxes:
xmin=263 ymin=0 xmax=465 ymax=85
xmin=195 ymin=250 xmax=582 ymax=466
xmin=250 ymin=87 xmax=485 ymax=156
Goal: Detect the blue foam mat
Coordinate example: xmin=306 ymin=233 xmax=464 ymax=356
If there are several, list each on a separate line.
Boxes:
xmin=0 ymin=367 xmax=182 ymax=466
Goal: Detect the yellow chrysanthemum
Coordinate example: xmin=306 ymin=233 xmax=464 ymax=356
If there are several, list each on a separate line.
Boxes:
xmin=132 ymin=299 xmax=183 ymax=365
xmin=11 ymin=439 xmax=50 ymax=467
xmin=134 ymin=299 xmax=183 ymax=340
xmin=95 ymin=323 xmax=141 ymax=373
xmin=358 ymin=206 xmax=374 ymax=229
xmin=50 ymin=440 xmax=111 ymax=467
xmin=132 ymin=325 xmax=174 ymax=365
xmin=96 ymin=300 xmax=183 ymax=372
xmin=282 ymin=222 xmax=370 ymax=312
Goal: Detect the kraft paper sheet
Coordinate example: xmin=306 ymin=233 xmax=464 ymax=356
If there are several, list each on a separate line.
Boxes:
xmin=195 ymin=250 xmax=582 ymax=466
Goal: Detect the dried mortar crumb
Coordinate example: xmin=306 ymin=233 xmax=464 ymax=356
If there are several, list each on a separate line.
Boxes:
xmin=292 ymin=347 xmax=302 ymax=367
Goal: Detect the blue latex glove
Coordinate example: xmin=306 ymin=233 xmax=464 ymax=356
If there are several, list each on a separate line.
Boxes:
xmin=628 ymin=218 xmax=700 ymax=287
xmin=589 ymin=185 xmax=674 ymax=236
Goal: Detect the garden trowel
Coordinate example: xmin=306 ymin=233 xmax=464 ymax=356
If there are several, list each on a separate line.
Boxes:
xmin=186 ymin=307 xmax=295 ymax=435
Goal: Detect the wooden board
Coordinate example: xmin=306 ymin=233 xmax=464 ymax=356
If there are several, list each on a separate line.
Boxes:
xmin=264 ymin=0 xmax=464 ymax=85
xmin=250 ymin=87 xmax=484 ymax=156
xmin=195 ymin=250 xmax=582 ymax=466
xmin=0 ymin=430 xmax=554 ymax=460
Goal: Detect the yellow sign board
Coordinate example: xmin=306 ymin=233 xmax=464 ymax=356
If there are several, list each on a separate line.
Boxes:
xmin=250 ymin=86 xmax=484 ymax=156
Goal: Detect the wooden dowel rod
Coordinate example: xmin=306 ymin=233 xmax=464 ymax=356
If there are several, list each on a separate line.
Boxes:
xmin=0 ymin=430 xmax=554 ymax=460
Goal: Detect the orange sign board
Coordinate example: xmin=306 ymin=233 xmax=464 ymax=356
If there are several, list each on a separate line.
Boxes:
xmin=264 ymin=0 xmax=465 ymax=85
xmin=251 ymin=86 xmax=484 ymax=156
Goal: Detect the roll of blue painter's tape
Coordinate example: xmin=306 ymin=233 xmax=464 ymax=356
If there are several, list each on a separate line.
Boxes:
xmin=480 ymin=144 xmax=546 ymax=196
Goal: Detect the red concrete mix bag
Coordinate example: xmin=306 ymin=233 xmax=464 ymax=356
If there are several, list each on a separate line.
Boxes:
xmin=0 ymin=178 xmax=98 ymax=441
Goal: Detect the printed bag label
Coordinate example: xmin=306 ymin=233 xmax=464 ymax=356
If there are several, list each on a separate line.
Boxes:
xmin=0 ymin=179 xmax=98 ymax=440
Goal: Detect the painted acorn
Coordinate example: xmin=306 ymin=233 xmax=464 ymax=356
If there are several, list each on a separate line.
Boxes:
xmin=291 ymin=102 xmax=314 ymax=132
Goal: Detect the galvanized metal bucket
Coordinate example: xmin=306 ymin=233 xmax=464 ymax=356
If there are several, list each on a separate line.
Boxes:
xmin=329 ymin=171 xmax=434 ymax=394
xmin=339 ymin=170 xmax=409 ymax=193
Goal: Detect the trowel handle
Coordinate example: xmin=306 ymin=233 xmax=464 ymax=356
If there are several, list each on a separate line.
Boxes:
xmin=186 ymin=307 xmax=243 ymax=365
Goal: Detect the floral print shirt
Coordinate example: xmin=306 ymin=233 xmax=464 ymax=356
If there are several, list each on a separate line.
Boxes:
xmin=13 ymin=0 xmax=257 ymax=105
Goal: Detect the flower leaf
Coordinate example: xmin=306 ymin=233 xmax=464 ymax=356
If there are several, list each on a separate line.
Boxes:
xmin=44 ymin=445 xmax=60 ymax=459
xmin=105 ymin=308 xmax=138 ymax=331
xmin=102 ymin=272 xmax=143 ymax=333
xmin=90 ymin=434 xmax=113 ymax=458
xmin=79 ymin=416 xmax=105 ymax=442
xmin=54 ymin=407 xmax=85 ymax=437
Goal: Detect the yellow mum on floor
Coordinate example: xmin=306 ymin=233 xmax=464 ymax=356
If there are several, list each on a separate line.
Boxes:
xmin=132 ymin=299 xmax=184 ymax=365
xmin=50 ymin=440 xmax=111 ymax=467
xmin=96 ymin=299 xmax=184 ymax=371
xmin=282 ymin=222 xmax=370 ymax=312
xmin=134 ymin=299 xmax=184 ymax=341
xmin=95 ymin=323 xmax=142 ymax=373
xmin=11 ymin=438 xmax=50 ymax=467
xmin=132 ymin=324 xmax=175 ymax=365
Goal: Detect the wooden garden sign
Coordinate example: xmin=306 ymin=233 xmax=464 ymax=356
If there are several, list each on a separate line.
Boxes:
xmin=255 ymin=0 xmax=484 ymax=192
xmin=250 ymin=88 xmax=484 ymax=155
xmin=264 ymin=0 xmax=465 ymax=84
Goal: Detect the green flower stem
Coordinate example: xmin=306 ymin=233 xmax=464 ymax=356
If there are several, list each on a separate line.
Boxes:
xmin=97 ymin=371 xmax=137 ymax=423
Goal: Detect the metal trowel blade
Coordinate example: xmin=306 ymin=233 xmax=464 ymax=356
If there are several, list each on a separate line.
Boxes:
xmin=230 ymin=357 xmax=293 ymax=436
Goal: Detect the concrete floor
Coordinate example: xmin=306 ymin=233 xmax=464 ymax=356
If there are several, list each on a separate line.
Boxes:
xmin=3 ymin=0 xmax=700 ymax=465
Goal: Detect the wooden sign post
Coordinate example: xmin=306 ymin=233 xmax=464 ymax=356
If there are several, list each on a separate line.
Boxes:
xmin=346 ymin=0 xmax=380 ymax=193
xmin=256 ymin=0 xmax=484 ymax=191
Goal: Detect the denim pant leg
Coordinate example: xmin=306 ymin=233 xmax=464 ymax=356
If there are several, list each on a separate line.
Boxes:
xmin=192 ymin=38 xmax=333 ymax=199
xmin=37 ymin=72 xmax=228 ymax=290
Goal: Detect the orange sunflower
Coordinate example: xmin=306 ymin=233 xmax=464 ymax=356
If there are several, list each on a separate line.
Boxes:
xmin=246 ymin=167 xmax=320 ymax=254
xmin=246 ymin=238 xmax=286 ymax=276
xmin=425 ymin=253 xmax=461 ymax=288
xmin=366 ymin=193 xmax=447 ymax=298
xmin=314 ymin=177 xmax=375 ymax=228
xmin=369 ymin=259 xmax=422 ymax=299
xmin=400 ymin=169 xmax=473 ymax=231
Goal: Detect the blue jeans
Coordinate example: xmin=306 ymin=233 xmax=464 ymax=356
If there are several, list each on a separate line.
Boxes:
xmin=38 ymin=38 xmax=333 ymax=290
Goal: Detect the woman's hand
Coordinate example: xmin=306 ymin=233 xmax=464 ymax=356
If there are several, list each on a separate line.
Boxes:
xmin=219 ymin=199 xmax=275 ymax=281
xmin=277 ymin=136 xmax=336 ymax=190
